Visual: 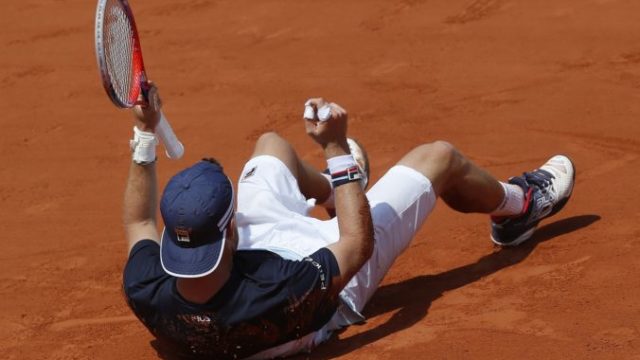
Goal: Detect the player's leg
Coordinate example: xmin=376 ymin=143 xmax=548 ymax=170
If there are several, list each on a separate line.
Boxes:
xmin=397 ymin=140 xmax=505 ymax=213
xmin=399 ymin=142 xmax=576 ymax=245
xmin=339 ymin=140 xmax=573 ymax=290
xmin=251 ymin=132 xmax=331 ymax=203
xmin=335 ymin=142 xmax=461 ymax=318
xmin=335 ymin=140 xmax=574 ymax=319
xmin=236 ymin=132 xmax=335 ymax=254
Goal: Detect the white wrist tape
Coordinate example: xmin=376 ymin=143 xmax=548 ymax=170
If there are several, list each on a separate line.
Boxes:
xmin=317 ymin=105 xmax=332 ymax=122
xmin=130 ymin=126 xmax=158 ymax=164
xmin=303 ymin=100 xmax=315 ymax=120
xmin=303 ymin=100 xmax=332 ymax=122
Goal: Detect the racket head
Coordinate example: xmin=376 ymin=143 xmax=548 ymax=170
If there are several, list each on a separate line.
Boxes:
xmin=95 ymin=0 xmax=147 ymax=108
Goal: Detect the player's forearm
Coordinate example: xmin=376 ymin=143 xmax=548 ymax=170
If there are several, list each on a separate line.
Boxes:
xmin=333 ymin=182 xmax=374 ymax=267
xmin=325 ymin=142 xmax=375 ymax=276
xmin=123 ymin=162 xmax=158 ymax=227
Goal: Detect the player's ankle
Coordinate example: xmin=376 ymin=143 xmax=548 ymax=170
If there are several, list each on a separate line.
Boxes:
xmin=490 ymin=182 xmax=525 ymax=217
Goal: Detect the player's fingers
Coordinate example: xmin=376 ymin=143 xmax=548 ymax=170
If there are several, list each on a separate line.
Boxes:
xmin=305 ymin=98 xmax=327 ymax=111
xmin=134 ymin=92 xmax=149 ymax=107
xmin=327 ymin=104 xmax=343 ymax=121
xmin=141 ymin=81 xmax=162 ymax=109
xmin=332 ymin=107 xmax=346 ymax=123
xmin=306 ymin=97 xmax=326 ymax=106
xmin=304 ymin=117 xmax=320 ymax=136
xmin=147 ymin=86 xmax=162 ymax=111
xmin=330 ymin=102 xmax=347 ymax=117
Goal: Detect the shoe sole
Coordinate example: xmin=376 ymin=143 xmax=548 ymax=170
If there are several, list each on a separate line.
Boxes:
xmin=491 ymin=156 xmax=576 ymax=247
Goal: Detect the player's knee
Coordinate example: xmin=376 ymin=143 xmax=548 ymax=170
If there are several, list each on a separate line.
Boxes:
xmin=252 ymin=132 xmax=298 ymax=172
xmin=256 ymin=131 xmax=283 ymax=147
xmin=431 ymin=141 xmax=469 ymax=182
xmin=398 ymin=140 xmax=465 ymax=187
xmin=430 ymin=140 xmax=464 ymax=173
xmin=254 ymin=132 xmax=288 ymax=154
xmin=404 ymin=140 xmax=458 ymax=168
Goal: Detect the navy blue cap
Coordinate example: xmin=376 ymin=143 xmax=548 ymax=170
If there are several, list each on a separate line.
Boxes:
xmin=159 ymin=160 xmax=234 ymax=278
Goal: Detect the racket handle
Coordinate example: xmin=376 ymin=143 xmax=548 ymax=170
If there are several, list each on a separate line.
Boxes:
xmin=157 ymin=112 xmax=185 ymax=159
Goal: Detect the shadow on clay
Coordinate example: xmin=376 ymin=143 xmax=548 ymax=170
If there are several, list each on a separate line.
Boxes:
xmin=148 ymin=214 xmax=600 ymax=359
xmin=308 ymin=214 xmax=601 ymax=359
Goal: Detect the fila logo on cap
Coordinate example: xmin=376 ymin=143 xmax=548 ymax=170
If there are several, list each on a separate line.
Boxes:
xmin=175 ymin=227 xmax=192 ymax=243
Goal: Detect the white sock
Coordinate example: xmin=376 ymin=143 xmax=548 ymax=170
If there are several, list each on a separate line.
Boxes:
xmin=491 ymin=182 xmax=525 ymax=217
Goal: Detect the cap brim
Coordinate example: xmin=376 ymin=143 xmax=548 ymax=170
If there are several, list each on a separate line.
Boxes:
xmin=160 ymin=227 xmax=226 ymax=278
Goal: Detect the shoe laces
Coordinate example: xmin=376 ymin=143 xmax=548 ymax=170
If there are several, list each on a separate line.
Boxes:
xmin=523 ymin=169 xmax=555 ymax=194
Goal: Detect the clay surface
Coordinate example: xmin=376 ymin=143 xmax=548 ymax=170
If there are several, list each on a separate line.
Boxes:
xmin=1 ymin=0 xmax=639 ymax=359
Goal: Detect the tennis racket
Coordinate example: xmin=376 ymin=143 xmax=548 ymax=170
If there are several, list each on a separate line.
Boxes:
xmin=95 ymin=0 xmax=184 ymax=159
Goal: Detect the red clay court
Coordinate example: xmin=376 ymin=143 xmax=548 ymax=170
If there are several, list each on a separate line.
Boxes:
xmin=1 ymin=0 xmax=639 ymax=359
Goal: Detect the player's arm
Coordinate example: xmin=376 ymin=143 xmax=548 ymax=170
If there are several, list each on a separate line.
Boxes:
xmin=304 ymin=99 xmax=375 ymax=291
xmin=123 ymin=84 xmax=162 ymax=253
xmin=323 ymin=144 xmax=374 ymax=289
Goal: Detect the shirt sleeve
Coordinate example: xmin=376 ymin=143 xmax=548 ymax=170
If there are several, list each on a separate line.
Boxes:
xmin=303 ymin=247 xmax=341 ymax=292
xmin=278 ymin=247 xmax=341 ymax=332
xmin=122 ymin=240 xmax=167 ymax=298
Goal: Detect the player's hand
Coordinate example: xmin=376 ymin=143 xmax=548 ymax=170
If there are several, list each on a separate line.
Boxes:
xmin=132 ymin=81 xmax=162 ymax=132
xmin=304 ymin=98 xmax=349 ymax=155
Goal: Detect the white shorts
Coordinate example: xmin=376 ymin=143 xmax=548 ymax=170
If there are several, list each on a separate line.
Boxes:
xmin=237 ymin=155 xmax=437 ymax=359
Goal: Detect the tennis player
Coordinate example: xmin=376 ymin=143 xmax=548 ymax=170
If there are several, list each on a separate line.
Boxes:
xmin=122 ymin=83 xmax=575 ymax=359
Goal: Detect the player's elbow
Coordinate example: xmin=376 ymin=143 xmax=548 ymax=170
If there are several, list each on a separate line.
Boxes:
xmin=350 ymin=225 xmax=376 ymax=268
xmin=361 ymin=235 xmax=375 ymax=264
xmin=363 ymin=220 xmax=375 ymax=260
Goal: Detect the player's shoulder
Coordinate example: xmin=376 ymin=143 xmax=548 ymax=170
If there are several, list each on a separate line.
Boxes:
xmin=234 ymin=248 xmax=338 ymax=289
xmin=233 ymin=249 xmax=296 ymax=276
xmin=126 ymin=239 xmax=160 ymax=264
xmin=123 ymin=240 xmax=168 ymax=294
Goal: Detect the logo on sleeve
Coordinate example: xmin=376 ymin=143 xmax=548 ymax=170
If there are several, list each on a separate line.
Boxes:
xmin=304 ymin=257 xmax=327 ymax=290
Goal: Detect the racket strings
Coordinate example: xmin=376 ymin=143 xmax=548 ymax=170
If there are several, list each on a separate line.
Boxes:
xmin=102 ymin=0 xmax=138 ymax=105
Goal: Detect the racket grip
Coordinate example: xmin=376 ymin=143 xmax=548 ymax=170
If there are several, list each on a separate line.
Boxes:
xmin=157 ymin=112 xmax=185 ymax=159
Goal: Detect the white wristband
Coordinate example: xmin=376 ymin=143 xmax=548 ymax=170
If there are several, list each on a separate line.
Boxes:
xmin=130 ymin=126 xmax=158 ymax=164
xmin=327 ymin=154 xmax=357 ymax=175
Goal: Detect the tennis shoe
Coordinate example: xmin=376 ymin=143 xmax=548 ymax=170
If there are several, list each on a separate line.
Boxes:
xmin=491 ymin=155 xmax=575 ymax=246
